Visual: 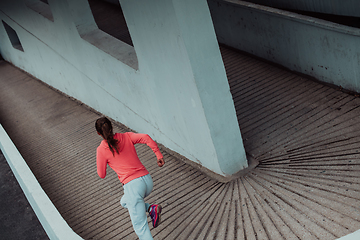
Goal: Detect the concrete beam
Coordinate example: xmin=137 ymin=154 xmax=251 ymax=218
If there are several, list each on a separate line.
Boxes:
xmin=234 ymin=0 xmax=360 ymax=17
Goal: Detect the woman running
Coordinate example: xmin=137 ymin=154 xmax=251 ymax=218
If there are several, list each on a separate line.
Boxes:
xmin=95 ymin=117 xmax=165 ymax=240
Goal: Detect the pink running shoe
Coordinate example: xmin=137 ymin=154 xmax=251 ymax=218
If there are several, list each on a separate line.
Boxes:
xmin=148 ymin=204 xmax=162 ymax=228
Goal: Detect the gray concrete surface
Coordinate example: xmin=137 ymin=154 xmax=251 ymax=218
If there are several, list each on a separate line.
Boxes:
xmin=0 ymin=150 xmax=49 ymax=240
xmin=1 ymin=45 xmax=360 ymax=239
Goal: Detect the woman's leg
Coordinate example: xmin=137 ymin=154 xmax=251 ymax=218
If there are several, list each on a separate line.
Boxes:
xmin=142 ymin=174 xmax=153 ymax=211
xmin=121 ymin=175 xmax=153 ymax=240
xmin=142 ymin=174 xmax=162 ymax=228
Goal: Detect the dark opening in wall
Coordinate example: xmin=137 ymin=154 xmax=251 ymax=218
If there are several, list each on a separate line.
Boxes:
xmin=2 ymin=21 xmax=24 ymax=52
xmin=25 ymin=0 xmax=54 ymax=22
xmin=88 ymin=0 xmax=133 ymax=46
xmin=72 ymin=0 xmax=138 ymax=69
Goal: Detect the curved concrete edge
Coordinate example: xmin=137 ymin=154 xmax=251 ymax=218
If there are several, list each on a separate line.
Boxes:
xmin=337 ymin=229 xmax=360 ymax=240
xmin=163 ymin=142 xmax=258 ymax=182
xmin=0 ymin=125 xmax=83 ymax=240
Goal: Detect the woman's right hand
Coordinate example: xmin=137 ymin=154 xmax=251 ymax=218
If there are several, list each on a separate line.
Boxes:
xmin=157 ymin=158 xmax=165 ymax=167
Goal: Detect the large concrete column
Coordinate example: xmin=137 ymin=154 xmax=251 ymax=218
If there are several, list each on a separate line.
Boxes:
xmin=0 ymin=0 xmax=248 ymax=179
xmin=120 ymin=0 xmax=248 ymax=176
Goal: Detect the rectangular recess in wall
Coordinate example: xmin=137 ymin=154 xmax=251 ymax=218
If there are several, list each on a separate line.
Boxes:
xmin=2 ymin=21 xmax=24 ymax=52
xmin=80 ymin=0 xmax=138 ymax=69
xmin=25 ymin=0 xmax=54 ymax=22
xmin=88 ymin=0 xmax=133 ymax=46
xmin=70 ymin=0 xmax=138 ymax=69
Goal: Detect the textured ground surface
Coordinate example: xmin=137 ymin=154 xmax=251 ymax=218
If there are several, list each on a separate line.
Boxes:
xmin=0 ymin=0 xmax=360 ymax=239
xmin=1 ymin=45 xmax=360 ymax=239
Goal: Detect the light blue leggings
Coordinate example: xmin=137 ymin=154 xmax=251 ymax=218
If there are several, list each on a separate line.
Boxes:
xmin=121 ymin=174 xmax=154 ymax=240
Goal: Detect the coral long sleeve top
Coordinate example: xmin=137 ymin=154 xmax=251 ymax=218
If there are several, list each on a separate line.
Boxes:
xmin=96 ymin=132 xmax=163 ymax=185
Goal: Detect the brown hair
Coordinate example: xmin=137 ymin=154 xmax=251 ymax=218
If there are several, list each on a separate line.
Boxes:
xmin=95 ymin=117 xmax=119 ymax=156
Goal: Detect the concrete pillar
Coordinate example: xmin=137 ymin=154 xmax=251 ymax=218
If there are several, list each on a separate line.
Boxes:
xmin=120 ymin=0 xmax=248 ymax=176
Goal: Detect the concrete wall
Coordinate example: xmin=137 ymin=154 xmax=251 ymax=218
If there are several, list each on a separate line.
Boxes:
xmin=0 ymin=0 xmax=247 ymax=178
xmin=240 ymin=0 xmax=360 ymax=17
xmin=208 ymin=0 xmax=360 ymax=93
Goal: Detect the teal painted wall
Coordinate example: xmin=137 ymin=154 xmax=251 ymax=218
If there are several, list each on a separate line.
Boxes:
xmin=208 ymin=0 xmax=360 ymax=93
xmin=0 ymin=0 xmax=248 ymax=177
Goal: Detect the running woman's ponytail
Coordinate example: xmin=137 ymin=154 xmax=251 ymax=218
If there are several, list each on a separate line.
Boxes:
xmin=95 ymin=117 xmax=119 ymax=156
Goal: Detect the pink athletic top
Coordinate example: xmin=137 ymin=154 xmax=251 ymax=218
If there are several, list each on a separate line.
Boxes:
xmin=96 ymin=132 xmax=163 ymax=185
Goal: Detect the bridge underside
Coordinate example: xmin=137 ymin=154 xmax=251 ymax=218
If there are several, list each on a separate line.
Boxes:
xmin=0 ymin=0 xmax=359 ymax=239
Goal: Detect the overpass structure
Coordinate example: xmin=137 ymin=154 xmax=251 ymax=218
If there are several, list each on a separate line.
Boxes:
xmin=0 ymin=0 xmax=359 ymax=239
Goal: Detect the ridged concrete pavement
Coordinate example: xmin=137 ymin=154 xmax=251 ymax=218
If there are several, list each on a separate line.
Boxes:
xmin=1 ymin=1 xmax=360 ymax=239
xmin=1 ymin=44 xmax=360 ymax=239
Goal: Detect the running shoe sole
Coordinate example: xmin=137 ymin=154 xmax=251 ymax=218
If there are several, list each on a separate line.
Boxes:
xmin=151 ymin=204 xmax=162 ymax=228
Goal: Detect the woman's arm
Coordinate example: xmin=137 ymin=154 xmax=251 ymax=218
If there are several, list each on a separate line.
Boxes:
xmin=96 ymin=149 xmax=108 ymax=178
xmin=128 ymin=133 xmax=164 ymax=160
